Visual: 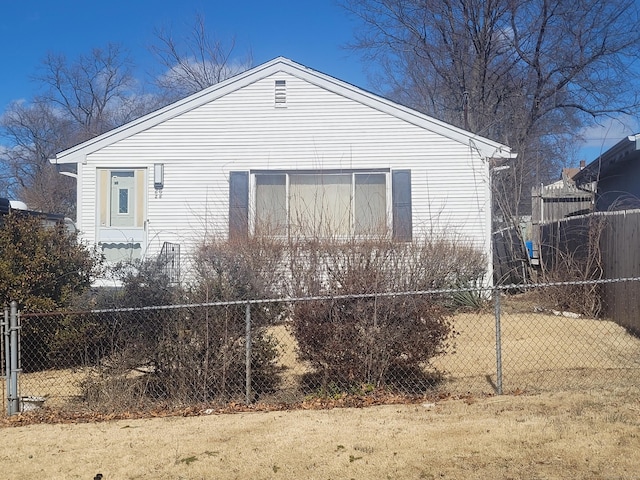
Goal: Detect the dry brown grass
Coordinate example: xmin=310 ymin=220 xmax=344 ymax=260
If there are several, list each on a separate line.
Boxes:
xmin=267 ymin=306 xmax=640 ymax=398
xmin=2 ymin=302 xmax=639 ymax=478
xmin=1 ymin=387 xmax=639 ymax=479
xmin=6 ymin=305 xmax=640 ymax=407
xmin=433 ymin=308 xmax=640 ymax=394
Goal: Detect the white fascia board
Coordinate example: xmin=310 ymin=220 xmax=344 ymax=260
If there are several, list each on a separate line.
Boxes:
xmin=53 ymin=56 xmax=514 ymax=164
xmin=59 ymin=171 xmax=78 ymax=178
xmin=53 ymin=58 xmax=291 ymax=164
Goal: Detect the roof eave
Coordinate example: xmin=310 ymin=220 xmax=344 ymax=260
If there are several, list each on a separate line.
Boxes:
xmin=51 ymin=56 xmax=513 ymax=163
xmin=574 ymin=133 xmax=640 ymax=183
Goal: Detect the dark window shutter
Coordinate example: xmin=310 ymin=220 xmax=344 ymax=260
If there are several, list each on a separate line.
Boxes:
xmin=229 ymin=171 xmax=249 ymax=240
xmin=392 ymin=170 xmax=412 ymax=241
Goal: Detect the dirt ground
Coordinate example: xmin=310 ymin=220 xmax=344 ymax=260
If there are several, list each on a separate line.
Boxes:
xmin=1 ymin=387 xmax=639 ymax=480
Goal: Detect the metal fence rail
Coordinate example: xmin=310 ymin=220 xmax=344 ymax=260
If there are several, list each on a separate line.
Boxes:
xmin=3 ymin=279 xmax=640 ymax=416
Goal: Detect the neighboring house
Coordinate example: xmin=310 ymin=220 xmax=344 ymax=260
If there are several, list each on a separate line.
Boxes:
xmin=51 ymin=57 xmax=513 ymax=283
xmin=532 ymin=160 xmax=594 ymax=226
xmin=573 ymin=134 xmax=640 ymax=211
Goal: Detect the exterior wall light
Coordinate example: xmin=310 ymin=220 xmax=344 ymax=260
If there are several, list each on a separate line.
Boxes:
xmin=154 ymin=163 xmax=164 ymax=190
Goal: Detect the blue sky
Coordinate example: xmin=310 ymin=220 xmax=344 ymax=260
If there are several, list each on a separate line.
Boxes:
xmin=0 ymin=0 xmax=365 ymax=108
xmin=0 ymin=0 xmax=637 ymax=163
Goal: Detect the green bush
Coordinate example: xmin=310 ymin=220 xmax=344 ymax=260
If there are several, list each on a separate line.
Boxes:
xmin=0 ymin=212 xmax=99 ymax=371
xmin=0 ymin=212 xmax=98 ymax=312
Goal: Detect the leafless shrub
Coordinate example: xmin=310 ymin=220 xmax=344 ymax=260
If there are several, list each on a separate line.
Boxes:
xmin=288 ymin=235 xmax=486 ymax=296
xmin=76 ymin=239 xmax=287 ymax=407
xmin=288 ymin=236 xmax=484 ymax=392
xmin=539 ymin=215 xmax=606 ymax=316
xmin=80 ymin=370 xmax=154 ymax=411
xmin=145 ymin=237 xmax=288 ymax=403
xmin=192 ymin=235 xmax=288 ymax=304
xmin=74 ymin=233 xmax=486 ymax=406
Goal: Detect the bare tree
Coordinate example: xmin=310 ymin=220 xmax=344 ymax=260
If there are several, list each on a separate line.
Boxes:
xmin=342 ymin=0 xmax=640 ymax=224
xmin=1 ymin=44 xmax=158 ymax=215
xmin=34 ymin=43 xmax=146 ymax=141
xmin=0 ymin=100 xmax=76 ymax=215
xmin=1 ymin=20 xmax=248 ymax=215
xmin=150 ymin=13 xmax=252 ymax=102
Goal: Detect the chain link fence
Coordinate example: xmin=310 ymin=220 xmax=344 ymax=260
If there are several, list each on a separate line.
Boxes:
xmin=3 ymin=279 xmax=640 ymax=416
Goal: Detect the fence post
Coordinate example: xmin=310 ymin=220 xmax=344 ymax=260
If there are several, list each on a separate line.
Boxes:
xmin=8 ymin=301 xmax=20 ymax=415
xmin=245 ymin=302 xmax=252 ymax=405
xmin=3 ymin=307 xmax=9 ymax=415
xmin=494 ymin=289 xmax=503 ymax=395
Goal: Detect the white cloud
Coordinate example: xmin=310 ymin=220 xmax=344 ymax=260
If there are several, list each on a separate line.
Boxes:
xmin=578 ymin=115 xmax=639 ymax=149
xmin=157 ymin=59 xmax=251 ymax=96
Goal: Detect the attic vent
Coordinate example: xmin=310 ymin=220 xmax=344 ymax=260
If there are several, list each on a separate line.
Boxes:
xmin=275 ymin=80 xmax=287 ymax=106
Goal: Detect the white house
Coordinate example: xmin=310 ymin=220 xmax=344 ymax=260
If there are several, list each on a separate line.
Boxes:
xmin=51 ymin=57 xmax=513 ymax=283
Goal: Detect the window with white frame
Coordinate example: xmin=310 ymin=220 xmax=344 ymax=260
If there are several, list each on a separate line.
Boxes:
xmin=229 ymin=169 xmax=411 ymax=242
xmin=254 ymin=171 xmax=388 ymax=237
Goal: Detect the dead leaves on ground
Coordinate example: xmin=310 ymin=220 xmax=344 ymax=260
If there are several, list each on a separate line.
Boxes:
xmin=0 ymin=390 xmax=499 ymax=427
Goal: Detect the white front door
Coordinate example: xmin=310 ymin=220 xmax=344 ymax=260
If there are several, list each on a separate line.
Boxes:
xmin=110 ymin=171 xmax=136 ymax=227
xmin=97 ymin=168 xmax=147 ymax=262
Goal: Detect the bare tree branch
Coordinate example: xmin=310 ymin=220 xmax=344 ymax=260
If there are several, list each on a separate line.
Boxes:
xmin=34 ymin=44 xmax=140 ymax=139
xmin=1 ymin=44 xmax=157 ymax=215
xmin=342 ymin=0 xmax=640 ymax=224
xmin=150 ymin=13 xmax=252 ymax=102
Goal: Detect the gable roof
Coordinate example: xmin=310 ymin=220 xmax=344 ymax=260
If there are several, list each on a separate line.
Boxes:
xmin=52 ymin=57 xmax=514 ymax=165
xmin=573 ymin=134 xmax=640 ymax=184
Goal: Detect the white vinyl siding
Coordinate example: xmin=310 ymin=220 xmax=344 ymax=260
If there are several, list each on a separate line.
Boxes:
xmin=74 ymin=70 xmax=493 ymax=278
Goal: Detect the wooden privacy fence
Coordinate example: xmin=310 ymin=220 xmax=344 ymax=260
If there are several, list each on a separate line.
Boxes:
xmin=539 ymin=208 xmax=640 ymax=334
